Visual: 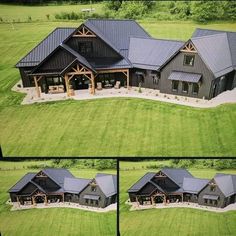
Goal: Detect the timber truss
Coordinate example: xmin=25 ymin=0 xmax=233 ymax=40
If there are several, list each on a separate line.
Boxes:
xmin=73 ymin=25 xmax=96 ymax=37
xmin=180 ymin=41 xmax=197 ymax=53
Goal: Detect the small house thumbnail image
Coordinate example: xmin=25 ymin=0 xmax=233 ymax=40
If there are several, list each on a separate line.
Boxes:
xmin=8 ymin=168 xmax=117 ymax=209
xmin=128 ymin=168 xmax=236 ymax=208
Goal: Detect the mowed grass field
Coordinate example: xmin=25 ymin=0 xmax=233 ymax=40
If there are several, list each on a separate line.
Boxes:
xmin=0 ymin=5 xmax=236 ymax=156
xmin=0 ymin=160 xmax=116 ymax=236
xmin=119 ymin=161 xmax=236 ymax=236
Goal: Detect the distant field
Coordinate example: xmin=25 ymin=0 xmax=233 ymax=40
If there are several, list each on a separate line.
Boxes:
xmin=119 ymin=161 xmax=236 ymax=236
xmin=0 ymin=5 xmax=236 ymax=157
xmin=0 ymin=161 xmax=116 ymax=236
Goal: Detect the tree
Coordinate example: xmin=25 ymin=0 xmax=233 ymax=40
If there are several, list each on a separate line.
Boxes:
xmin=192 ymin=1 xmax=224 ymax=22
xmin=105 ymin=0 xmax=123 ymax=11
xmin=223 ymin=0 xmax=236 ymax=20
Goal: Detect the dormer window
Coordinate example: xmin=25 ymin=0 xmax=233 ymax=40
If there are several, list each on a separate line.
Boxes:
xmin=184 ymin=55 xmax=195 ymax=66
xmin=91 ymin=186 xmax=96 ymax=192
xmin=210 ymin=185 xmax=216 ymax=192
xmin=78 ymin=41 xmax=93 ymax=55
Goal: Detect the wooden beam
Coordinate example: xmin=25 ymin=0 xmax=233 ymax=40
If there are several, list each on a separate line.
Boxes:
xmin=16 ymin=196 xmax=20 ymax=207
xmin=34 ymin=76 xmax=41 ymax=98
xmin=62 ymin=194 xmax=64 ymax=203
xmin=64 ymin=74 xmax=70 ymax=97
xmin=45 ymin=195 xmax=47 ymax=206
xmin=126 ymin=69 xmax=130 ymax=90
xmin=97 ymin=69 xmax=129 ymax=74
xmin=91 ymin=73 xmax=95 ymax=95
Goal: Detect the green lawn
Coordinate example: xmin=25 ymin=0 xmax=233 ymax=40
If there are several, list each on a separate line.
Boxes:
xmin=0 ymin=160 xmax=116 ymax=236
xmin=0 ymin=5 xmax=236 ymax=157
xmin=119 ymin=161 xmax=236 ymax=236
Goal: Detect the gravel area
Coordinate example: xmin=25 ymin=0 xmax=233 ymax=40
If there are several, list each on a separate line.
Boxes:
xmin=12 ymin=81 xmax=236 ymax=108
xmin=10 ymin=201 xmax=117 ymax=213
xmin=126 ymin=200 xmax=236 ymax=213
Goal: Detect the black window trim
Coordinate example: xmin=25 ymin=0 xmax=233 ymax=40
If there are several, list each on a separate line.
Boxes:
xmin=183 ymin=54 xmax=195 ymax=67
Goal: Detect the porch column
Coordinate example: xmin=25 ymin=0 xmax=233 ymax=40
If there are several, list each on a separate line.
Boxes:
xmin=181 ymin=194 xmax=183 ymax=202
xmin=62 ymin=193 xmax=64 ymax=203
xmin=32 ymin=196 xmax=36 ymax=206
xmin=45 ymin=195 xmax=47 ymax=206
xmin=136 ymin=196 xmax=139 ymax=207
xmin=65 ymin=74 xmax=70 ymax=97
xmin=34 ymin=76 xmax=41 ymax=98
xmin=16 ymin=196 xmax=20 ymax=207
xmin=127 ymin=69 xmax=130 ymax=90
xmin=91 ymin=73 xmax=95 ymax=95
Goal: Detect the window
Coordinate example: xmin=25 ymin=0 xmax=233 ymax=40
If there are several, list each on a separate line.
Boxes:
xmin=91 ymin=186 xmax=96 ymax=192
xmin=182 ymin=82 xmax=189 ymax=93
xmin=90 ymin=199 xmax=94 ymax=204
xmin=184 ymin=55 xmax=195 ymax=66
xmin=204 ymin=199 xmax=208 ymax=204
xmin=210 ymin=185 xmax=216 ymax=192
xmin=78 ymin=41 xmax=93 ymax=55
xmin=85 ymin=199 xmax=89 ymax=204
xmin=192 ymin=83 xmax=199 ymax=95
xmin=95 ymin=200 xmax=98 ymax=205
xmin=172 ymin=80 xmax=179 ymax=91
xmin=153 ymin=76 xmax=159 ymax=85
xmin=209 ymin=199 xmax=213 ymax=204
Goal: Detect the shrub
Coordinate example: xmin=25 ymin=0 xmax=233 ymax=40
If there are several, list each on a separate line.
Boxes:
xmin=28 ymin=16 xmax=32 ymax=22
xmin=46 ymin=14 xmax=50 ymax=20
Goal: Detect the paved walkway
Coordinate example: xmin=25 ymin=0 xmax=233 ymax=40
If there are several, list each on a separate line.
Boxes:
xmin=12 ymin=81 xmax=236 ymax=108
xmin=126 ymin=200 xmax=236 ymax=213
xmin=10 ymin=201 xmax=117 ymax=213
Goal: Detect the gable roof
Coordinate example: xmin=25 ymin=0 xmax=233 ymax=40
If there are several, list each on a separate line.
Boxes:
xmin=128 ymin=37 xmax=184 ymax=70
xmin=8 ymin=173 xmax=36 ymax=192
xmin=42 ymin=168 xmax=74 ymax=188
xmin=63 ymin=177 xmax=91 ymax=194
xmin=182 ymin=177 xmax=209 ymax=194
xmin=95 ymin=173 xmax=117 ymax=197
xmin=16 ymin=27 xmax=76 ymax=68
xmin=84 ymin=19 xmax=151 ymax=57
xmin=161 ymin=168 xmax=193 ymax=187
xmin=192 ymin=28 xmax=236 ymax=76
xmin=214 ymin=173 xmax=236 ymax=197
xmin=128 ymin=172 xmax=156 ymax=193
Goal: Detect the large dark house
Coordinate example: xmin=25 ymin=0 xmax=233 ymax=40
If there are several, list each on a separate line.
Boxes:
xmin=128 ymin=168 xmax=236 ymax=208
xmin=8 ymin=168 xmax=117 ymax=208
xmin=16 ymin=19 xmax=236 ymax=100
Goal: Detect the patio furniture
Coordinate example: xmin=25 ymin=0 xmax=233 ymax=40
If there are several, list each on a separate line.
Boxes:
xmin=114 ymin=81 xmax=121 ymax=89
xmin=97 ymin=82 xmax=103 ymax=90
xmin=48 ymin=85 xmax=65 ymax=94
xmin=104 ymin=80 xmax=113 ymax=88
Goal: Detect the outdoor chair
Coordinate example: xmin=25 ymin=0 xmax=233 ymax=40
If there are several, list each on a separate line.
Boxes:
xmin=97 ymin=82 xmax=102 ymax=90
xmin=114 ymin=81 xmax=121 ymax=89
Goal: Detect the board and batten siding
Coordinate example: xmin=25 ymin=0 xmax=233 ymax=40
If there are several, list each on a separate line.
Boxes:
xmin=20 ymin=67 xmax=34 ymax=87
xmin=79 ymin=184 xmax=107 ymax=208
xmin=160 ymin=52 xmax=215 ymax=99
xmin=66 ymin=36 xmax=120 ymax=59
xmin=198 ymin=183 xmax=226 ymax=208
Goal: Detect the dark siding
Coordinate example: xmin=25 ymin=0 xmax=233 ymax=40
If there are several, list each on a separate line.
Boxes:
xmin=232 ymin=71 xmax=236 ymax=89
xmin=198 ymin=183 xmax=226 ymax=208
xmin=32 ymin=176 xmax=60 ymax=192
xmin=10 ymin=193 xmax=18 ymax=202
xmin=66 ymin=37 xmax=120 ymax=59
xmin=183 ymin=193 xmax=198 ymax=203
xmin=131 ymin=69 xmax=160 ymax=89
xmin=129 ymin=193 xmax=137 ymax=202
xmin=152 ymin=176 xmax=179 ymax=192
xmin=19 ymin=67 xmax=34 ymax=87
xmin=64 ymin=193 xmax=80 ymax=203
xmin=79 ymin=184 xmax=107 ymax=208
xmin=36 ymin=48 xmax=75 ymax=73
xmin=138 ymin=182 xmax=157 ymax=196
xmin=18 ymin=182 xmax=38 ymax=195
xmin=160 ymin=52 xmax=215 ymax=99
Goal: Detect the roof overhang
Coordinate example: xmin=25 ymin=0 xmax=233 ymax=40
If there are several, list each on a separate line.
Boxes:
xmin=168 ymin=71 xmax=202 ymax=83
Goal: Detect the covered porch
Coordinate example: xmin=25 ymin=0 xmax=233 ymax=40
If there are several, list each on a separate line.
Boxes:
xmin=31 ymin=63 xmax=130 ymax=98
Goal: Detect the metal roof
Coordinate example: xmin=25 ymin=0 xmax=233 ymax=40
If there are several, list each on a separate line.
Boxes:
xmin=214 ymin=174 xmax=236 ymax=197
xmin=128 ymin=172 xmax=156 ymax=193
xmin=8 ymin=173 xmax=36 ymax=192
xmin=182 ymin=177 xmax=209 ymax=194
xmin=161 ymin=168 xmax=193 ymax=188
xmin=83 ymin=194 xmax=100 ymax=200
xmin=203 ymin=194 xmax=219 ymax=200
xmin=16 ymin=27 xmax=76 ymax=67
xmin=63 ymin=177 xmax=91 ymax=194
xmin=192 ymin=34 xmax=234 ymax=78
xmin=95 ymin=173 xmax=117 ymax=197
xmin=84 ymin=19 xmax=151 ymax=53
xmin=42 ymin=168 xmax=74 ymax=188
xmin=128 ymin=37 xmax=184 ymax=70
xmin=168 ymin=71 xmax=202 ymax=83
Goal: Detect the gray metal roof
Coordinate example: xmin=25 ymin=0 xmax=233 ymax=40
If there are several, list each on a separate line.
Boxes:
xmin=192 ymin=34 xmax=234 ymax=77
xmin=182 ymin=177 xmax=209 ymax=194
xmin=42 ymin=168 xmax=74 ymax=188
xmin=16 ymin=27 xmax=76 ymax=67
xmin=128 ymin=172 xmax=156 ymax=193
xmin=203 ymin=194 xmax=219 ymax=200
xmin=95 ymin=173 xmax=117 ymax=197
xmin=168 ymin=71 xmax=202 ymax=83
xmin=128 ymin=37 xmax=184 ymax=70
xmin=8 ymin=173 xmax=36 ymax=192
xmin=83 ymin=194 xmax=100 ymax=200
xmin=63 ymin=177 xmax=91 ymax=194
xmin=214 ymin=174 xmax=236 ymax=197
xmin=84 ymin=19 xmax=151 ymax=53
xmin=161 ymin=168 xmax=193 ymax=187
